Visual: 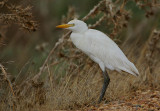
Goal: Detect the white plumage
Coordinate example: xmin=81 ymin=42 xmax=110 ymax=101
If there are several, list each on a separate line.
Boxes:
xmin=64 ymin=20 xmax=139 ymax=76
xmin=56 ymin=19 xmax=139 ymax=103
xmin=71 ymin=28 xmax=139 ymax=76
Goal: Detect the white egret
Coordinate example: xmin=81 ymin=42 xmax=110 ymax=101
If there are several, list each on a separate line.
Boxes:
xmin=56 ymin=20 xmax=139 ymax=103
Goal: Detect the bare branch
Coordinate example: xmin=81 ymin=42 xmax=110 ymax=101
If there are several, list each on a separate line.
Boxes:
xmin=0 ymin=64 xmax=15 ymax=97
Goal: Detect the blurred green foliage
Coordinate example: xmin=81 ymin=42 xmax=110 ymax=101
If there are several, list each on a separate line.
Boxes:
xmin=0 ymin=0 xmax=100 ymax=75
xmin=0 ymin=0 xmax=159 ymax=76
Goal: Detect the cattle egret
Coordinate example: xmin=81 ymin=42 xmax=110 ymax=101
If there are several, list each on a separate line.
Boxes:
xmin=56 ymin=20 xmax=139 ymax=103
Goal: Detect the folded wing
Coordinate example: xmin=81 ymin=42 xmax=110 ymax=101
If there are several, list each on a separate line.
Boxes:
xmin=83 ymin=29 xmax=139 ymax=76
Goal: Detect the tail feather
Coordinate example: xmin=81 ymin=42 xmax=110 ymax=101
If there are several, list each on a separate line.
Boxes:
xmin=128 ymin=62 xmax=139 ymax=76
xmin=120 ymin=61 xmax=139 ymax=76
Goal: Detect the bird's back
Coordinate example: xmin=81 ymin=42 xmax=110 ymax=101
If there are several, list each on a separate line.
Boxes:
xmin=70 ymin=29 xmax=139 ymax=76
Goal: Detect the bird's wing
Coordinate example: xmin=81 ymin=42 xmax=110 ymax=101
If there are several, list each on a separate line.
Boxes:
xmin=82 ymin=29 xmax=139 ymax=76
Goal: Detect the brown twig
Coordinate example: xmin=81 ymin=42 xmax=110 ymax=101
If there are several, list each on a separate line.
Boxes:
xmin=0 ymin=64 xmax=16 ymax=111
xmin=146 ymin=29 xmax=160 ymax=73
xmin=89 ymin=14 xmax=107 ymax=28
xmin=0 ymin=2 xmax=37 ymax=32
xmin=0 ymin=64 xmax=15 ymax=97
xmin=82 ymin=0 xmax=106 ymax=21
xmin=120 ymin=0 xmax=127 ymax=12
xmin=47 ymin=64 xmax=54 ymax=93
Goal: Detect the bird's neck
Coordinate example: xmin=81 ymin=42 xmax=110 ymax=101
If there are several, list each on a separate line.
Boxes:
xmin=72 ymin=27 xmax=88 ymax=33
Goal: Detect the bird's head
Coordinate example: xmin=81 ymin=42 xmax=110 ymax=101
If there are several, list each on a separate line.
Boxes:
xmin=56 ymin=20 xmax=88 ymax=33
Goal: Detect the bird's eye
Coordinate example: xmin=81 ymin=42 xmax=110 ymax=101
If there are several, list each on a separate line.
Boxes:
xmin=72 ymin=23 xmax=75 ymax=26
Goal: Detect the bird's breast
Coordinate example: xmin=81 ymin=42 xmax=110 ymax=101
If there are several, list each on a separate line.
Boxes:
xmin=70 ymin=33 xmax=87 ymax=50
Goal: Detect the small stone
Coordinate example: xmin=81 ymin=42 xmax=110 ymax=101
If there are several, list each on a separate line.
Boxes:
xmin=148 ymin=103 xmax=154 ymax=108
xmin=133 ymin=104 xmax=141 ymax=108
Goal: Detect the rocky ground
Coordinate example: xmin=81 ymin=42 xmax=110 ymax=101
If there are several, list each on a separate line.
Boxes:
xmin=83 ymin=90 xmax=160 ymax=111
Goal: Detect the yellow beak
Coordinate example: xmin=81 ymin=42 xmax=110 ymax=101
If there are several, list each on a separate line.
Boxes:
xmin=56 ymin=24 xmax=74 ymax=28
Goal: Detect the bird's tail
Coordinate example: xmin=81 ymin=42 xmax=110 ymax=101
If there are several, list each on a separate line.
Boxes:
xmin=121 ymin=61 xmax=139 ymax=76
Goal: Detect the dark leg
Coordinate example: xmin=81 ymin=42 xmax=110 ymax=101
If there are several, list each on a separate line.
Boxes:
xmin=98 ymin=70 xmax=110 ymax=103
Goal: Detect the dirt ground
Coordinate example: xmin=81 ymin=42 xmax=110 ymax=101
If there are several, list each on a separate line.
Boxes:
xmin=83 ymin=90 xmax=160 ymax=111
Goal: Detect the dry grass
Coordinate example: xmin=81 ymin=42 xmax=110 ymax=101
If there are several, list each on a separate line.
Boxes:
xmin=0 ymin=0 xmax=160 ymax=110
xmin=0 ymin=0 xmax=37 ymax=32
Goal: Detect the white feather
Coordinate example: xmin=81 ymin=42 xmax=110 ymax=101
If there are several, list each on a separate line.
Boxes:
xmin=68 ymin=20 xmax=139 ymax=76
